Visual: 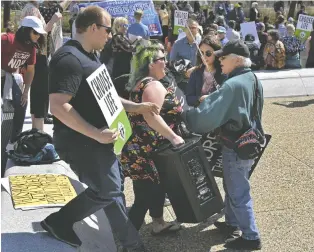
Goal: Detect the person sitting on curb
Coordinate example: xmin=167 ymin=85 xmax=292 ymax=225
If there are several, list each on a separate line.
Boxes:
xmin=183 ymin=40 xmax=263 ymax=251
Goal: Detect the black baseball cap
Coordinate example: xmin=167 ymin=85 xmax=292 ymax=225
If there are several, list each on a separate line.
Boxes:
xmin=214 ymin=40 xmax=250 ymax=58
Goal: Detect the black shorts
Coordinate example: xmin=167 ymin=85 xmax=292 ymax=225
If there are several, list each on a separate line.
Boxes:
xmin=30 ymin=54 xmax=49 ymax=118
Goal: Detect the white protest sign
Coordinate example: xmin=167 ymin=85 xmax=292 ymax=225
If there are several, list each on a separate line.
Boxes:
xmin=296 ymin=14 xmax=314 ymax=43
xmin=240 ymin=21 xmax=261 ymax=48
xmin=174 ymin=10 xmax=188 ymax=35
xmin=87 ymin=64 xmax=132 ymax=154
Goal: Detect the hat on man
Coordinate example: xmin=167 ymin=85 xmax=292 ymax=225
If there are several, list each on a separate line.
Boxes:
xmin=217 ymin=26 xmax=226 ymax=34
xmin=214 ymin=40 xmax=250 ymax=58
xmin=20 ymin=16 xmax=47 ymax=34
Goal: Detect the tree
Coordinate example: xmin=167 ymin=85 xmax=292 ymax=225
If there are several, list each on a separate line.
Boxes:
xmin=288 ymin=1 xmax=297 ymax=19
xmin=3 ymin=1 xmax=11 ymax=29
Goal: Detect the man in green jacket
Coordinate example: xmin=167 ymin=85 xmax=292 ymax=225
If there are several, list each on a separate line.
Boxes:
xmin=183 ymin=40 xmax=263 ymax=251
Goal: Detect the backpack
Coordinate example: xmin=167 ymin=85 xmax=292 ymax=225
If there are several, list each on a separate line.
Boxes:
xmin=7 ymin=129 xmax=59 ymax=165
xmin=263 ymin=41 xmax=286 ymax=69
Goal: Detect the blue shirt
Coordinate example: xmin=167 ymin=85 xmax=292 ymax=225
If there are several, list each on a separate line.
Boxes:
xmin=127 ymin=22 xmax=150 ymax=40
xmin=170 ymin=37 xmax=198 ymax=66
xmin=221 ymin=37 xmax=229 ymax=47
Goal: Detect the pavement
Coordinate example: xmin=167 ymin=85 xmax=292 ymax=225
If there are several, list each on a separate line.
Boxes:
xmin=123 ymin=96 xmax=314 ymax=252
xmin=2 ymin=73 xmax=314 ymax=251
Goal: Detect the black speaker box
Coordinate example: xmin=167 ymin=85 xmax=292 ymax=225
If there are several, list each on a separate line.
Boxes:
xmin=153 ymin=136 xmax=224 ymax=223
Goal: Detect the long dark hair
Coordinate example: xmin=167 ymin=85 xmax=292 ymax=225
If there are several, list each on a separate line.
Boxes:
xmin=197 ymin=35 xmax=222 ymax=75
xmin=15 ymin=26 xmax=45 ymax=49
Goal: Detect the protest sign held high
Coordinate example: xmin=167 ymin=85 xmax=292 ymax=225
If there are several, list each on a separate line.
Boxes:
xmin=296 ymin=14 xmax=314 ymax=43
xmin=240 ymin=22 xmax=261 ymax=48
xmin=79 ymin=0 xmax=162 ymax=37
xmin=87 ymin=64 xmax=132 ymax=154
xmin=174 ymin=10 xmax=189 ymax=35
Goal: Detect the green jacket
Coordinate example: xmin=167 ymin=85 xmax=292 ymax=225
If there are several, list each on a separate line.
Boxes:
xmin=183 ymin=67 xmax=264 ymax=137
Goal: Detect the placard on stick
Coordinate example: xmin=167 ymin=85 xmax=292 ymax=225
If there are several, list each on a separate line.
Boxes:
xmin=174 ymin=10 xmax=188 ymax=35
xmin=87 ymin=64 xmax=132 ymax=154
xmin=295 ymin=14 xmax=314 ymax=43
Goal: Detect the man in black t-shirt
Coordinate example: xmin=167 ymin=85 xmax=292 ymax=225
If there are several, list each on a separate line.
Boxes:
xmin=41 ymin=6 xmax=158 ymax=251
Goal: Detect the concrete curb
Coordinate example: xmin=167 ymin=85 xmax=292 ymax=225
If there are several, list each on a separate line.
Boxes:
xmin=255 ymin=68 xmax=314 ymax=98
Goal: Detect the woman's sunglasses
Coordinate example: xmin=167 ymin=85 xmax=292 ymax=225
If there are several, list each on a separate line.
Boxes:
xmin=122 ymin=24 xmax=129 ymax=29
xmin=32 ymin=29 xmax=40 ymax=36
xmin=96 ymin=24 xmax=112 ymax=34
xmin=153 ymin=56 xmax=166 ymax=63
xmin=199 ymin=50 xmax=213 ymax=57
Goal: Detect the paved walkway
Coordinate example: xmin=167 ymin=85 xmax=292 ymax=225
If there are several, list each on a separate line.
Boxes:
xmin=2 ymin=90 xmax=314 ymax=251
xmin=124 ymin=96 xmax=314 ymax=252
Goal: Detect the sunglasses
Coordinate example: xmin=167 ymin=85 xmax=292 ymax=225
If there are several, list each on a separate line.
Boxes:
xmin=122 ymin=24 xmax=129 ymax=29
xmin=153 ymin=56 xmax=166 ymax=63
xmin=32 ymin=29 xmax=40 ymax=36
xmin=199 ymin=50 xmax=213 ymax=57
xmin=96 ymin=24 xmax=112 ymax=34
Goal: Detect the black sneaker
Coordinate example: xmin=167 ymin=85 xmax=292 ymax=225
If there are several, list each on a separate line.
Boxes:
xmin=41 ymin=214 xmax=82 ymax=247
xmin=214 ymin=221 xmax=241 ymax=242
xmin=225 ymin=236 xmax=262 ymax=250
xmin=214 ymin=221 xmax=238 ymax=234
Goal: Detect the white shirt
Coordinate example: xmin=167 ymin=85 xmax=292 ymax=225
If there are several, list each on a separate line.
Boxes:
xmin=226 ymin=28 xmax=240 ymax=41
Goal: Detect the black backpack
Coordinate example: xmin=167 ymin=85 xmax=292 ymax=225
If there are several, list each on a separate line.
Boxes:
xmin=13 ymin=128 xmax=53 ymax=157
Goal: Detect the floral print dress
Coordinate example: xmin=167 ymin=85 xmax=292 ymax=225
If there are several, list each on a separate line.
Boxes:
xmin=120 ymin=77 xmax=183 ymax=183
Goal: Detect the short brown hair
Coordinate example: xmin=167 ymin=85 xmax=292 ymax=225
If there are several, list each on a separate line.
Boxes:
xmin=75 ymin=6 xmax=111 ymax=34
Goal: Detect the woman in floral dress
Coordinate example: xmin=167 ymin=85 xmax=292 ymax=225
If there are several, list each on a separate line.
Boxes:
xmin=121 ymin=44 xmax=184 ymax=235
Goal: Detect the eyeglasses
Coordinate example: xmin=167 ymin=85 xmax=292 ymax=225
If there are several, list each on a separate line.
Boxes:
xmin=219 ymin=55 xmax=228 ymax=61
xmin=153 ymin=56 xmax=166 ymax=63
xmin=96 ymin=24 xmax=112 ymax=34
xmin=32 ymin=29 xmax=39 ymax=36
xmin=200 ymin=50 xmax=213 ymax=57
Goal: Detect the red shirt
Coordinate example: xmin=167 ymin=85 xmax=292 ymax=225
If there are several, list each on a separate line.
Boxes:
xmin=1 ymin=33 xmax=36 ymax=73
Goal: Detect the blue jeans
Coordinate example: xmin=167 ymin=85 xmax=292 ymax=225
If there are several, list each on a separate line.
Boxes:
xmin=53 ymin=130 xmax=142 ymax=249
xmin=222 ymin=147 xmax=260 ymax=240
xmin=285 ymin=53 xmax=301 ymax=69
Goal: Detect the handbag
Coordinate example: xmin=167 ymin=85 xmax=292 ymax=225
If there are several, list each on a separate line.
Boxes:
xmin=220 ymin=74 xmax=265 ymax=160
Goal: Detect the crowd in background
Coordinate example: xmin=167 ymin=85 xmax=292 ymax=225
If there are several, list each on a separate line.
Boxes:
xmin=1 ymin=2 xmax=314 ymax=251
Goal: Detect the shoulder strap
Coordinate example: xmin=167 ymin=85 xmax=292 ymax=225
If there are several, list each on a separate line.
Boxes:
xmin=63 ymin=43 xmax=101 ymax=65
xmin=252 ymin=73 xmax=260 ymax=120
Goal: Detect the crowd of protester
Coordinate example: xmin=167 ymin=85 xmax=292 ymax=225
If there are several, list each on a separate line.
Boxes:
xmin=1 ymin=1 xmax=314 ymax=252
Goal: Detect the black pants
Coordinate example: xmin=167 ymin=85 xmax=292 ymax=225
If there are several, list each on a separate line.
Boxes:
xmin=128 ymin=179 xmax=166 ymax=230
xmin=30 ymin=54 xmax=49 ymax=118
xmin=52 ymin=130 xmax=142 ymax=248
xmin=162 ymin=25 xmax=168 ymax=43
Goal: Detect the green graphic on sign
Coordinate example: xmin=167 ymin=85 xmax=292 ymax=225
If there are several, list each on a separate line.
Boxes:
xmin=110 ymin=110 xmax=132 ymax=155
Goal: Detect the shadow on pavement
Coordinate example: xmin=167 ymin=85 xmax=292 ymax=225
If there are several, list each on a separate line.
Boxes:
xmin=139 ymin=212 xmax=232 ymax=252
xmin=1 ymin=232 xmax=76 ymax=252
xmin=272 ymin=99 xmax=314 ymax=108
